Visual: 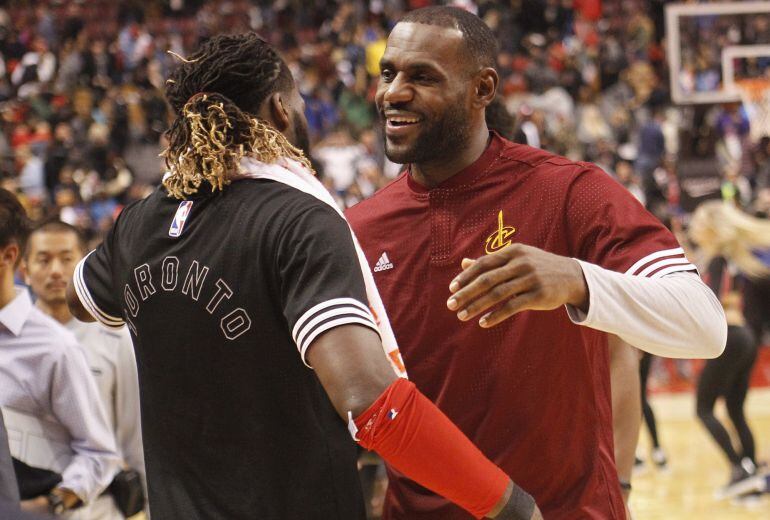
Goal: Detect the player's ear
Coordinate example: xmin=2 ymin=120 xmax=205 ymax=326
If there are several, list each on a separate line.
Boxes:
xmin=474 ymin=67 xmax=498 ymax=108
xmin=261 ymin=92 xmax=291 ymax=133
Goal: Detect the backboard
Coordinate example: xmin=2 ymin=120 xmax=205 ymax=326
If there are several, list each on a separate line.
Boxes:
xmin=666 ymin=1 xmax=770 ymax=104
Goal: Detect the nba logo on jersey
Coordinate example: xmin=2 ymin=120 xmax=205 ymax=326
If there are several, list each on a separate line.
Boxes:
xmin=169 ymin=201 xmax=193 ymax=238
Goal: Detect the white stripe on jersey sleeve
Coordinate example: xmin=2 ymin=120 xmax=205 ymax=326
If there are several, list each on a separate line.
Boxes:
xmin=636 ymin=257 xmax=696 ymax=278
xmin=624 ymin=247 xmax=697 ymax=277
xmin=624 ymin=247 xmax=685 ymax=275
xmin=292 ymin=297 xmax=372 ymax=341
xmin=73 ymin=253 xmax=125 ymax=329
xmin=299 ymin=317 xmax=381 ymax=367
xmin=292 ymin=298 xmax=380 ymax=368
xmin=295 ymin=306 xmax=375 ymax=349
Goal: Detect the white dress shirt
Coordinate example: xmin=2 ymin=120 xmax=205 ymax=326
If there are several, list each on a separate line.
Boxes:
xmin=0 ymin=287 xmax=120 ymax=505
xmin=65 ymin=320 xmax=146 ymax=494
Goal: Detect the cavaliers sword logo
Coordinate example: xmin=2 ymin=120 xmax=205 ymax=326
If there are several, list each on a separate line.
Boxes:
xmin=484 ymin=210 xmax=516 ymax=254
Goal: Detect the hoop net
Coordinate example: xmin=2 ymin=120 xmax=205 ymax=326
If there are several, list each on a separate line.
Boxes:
xmin=735 ymin=78 xmax=770 ymax=142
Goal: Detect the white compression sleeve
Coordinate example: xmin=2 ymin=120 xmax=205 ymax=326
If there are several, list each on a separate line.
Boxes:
xmin=565 ymin=261 xmax=727 ymax=359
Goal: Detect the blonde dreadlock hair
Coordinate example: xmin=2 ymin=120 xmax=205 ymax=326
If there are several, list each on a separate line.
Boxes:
xmin=689 ymin=201 xmax=770 ymax=279
xmin=162 ymin=33 xmax=312 ymax=199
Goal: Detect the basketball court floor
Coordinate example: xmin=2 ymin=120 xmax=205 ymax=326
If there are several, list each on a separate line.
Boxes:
xmin=631 ymin=388 xmax=770 ymax=519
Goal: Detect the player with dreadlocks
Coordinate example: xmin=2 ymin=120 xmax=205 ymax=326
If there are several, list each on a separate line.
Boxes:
xmin=161 ymin=35 xmax=312 ymax=198
xmin=67 ymin=33 xmax=540 ymax=520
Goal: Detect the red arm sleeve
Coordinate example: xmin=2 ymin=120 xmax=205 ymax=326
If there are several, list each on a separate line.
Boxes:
xmin=352 ymin=378 xmax=522 ymax=519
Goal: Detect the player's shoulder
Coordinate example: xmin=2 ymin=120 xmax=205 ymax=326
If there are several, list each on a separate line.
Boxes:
xmin=228 ymin=178 xmax=339 ymax=215
xmin=229 ymin=180 xmax=354 ymax=248
xmin=345 ymin=171 xmax=409 ymax=225
xmin=497 ymin=139 xmax=585 ymax=177
xmin=497 ymin=139 xmax=615 ymax=190
xmin=261 ymin=181 xmax=349 ymax=232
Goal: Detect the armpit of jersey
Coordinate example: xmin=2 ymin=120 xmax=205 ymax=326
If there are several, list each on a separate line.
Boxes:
xmin=292 ymin=297 xmax=380 ymax=367
xmin=74 ymin=253 xmax=125 ymax=329
xmin=624 ymin=247 xmax=698 ymax=278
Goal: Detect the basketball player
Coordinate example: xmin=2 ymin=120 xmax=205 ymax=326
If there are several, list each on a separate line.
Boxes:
xmin=67 ymin=34 xmax=539 ymax=520
xmin=345 ymin=7 xmax=727 ymax=519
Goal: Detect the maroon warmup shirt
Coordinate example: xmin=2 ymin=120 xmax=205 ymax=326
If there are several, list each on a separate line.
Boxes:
xmin=345 ymin=133 xmax=694 ymax=520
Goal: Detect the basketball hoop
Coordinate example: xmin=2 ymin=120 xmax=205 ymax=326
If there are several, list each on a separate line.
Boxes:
xmin=734 ymin=78 xmax=770 ymax=142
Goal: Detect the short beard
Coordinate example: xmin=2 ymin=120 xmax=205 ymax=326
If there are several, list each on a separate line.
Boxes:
xmin=384 ymin=103 xmax=471 ymax=165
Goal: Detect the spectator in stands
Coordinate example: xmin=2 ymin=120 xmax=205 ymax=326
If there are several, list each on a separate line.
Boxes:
xmin=11 ymin=36 xmax=55 ymax=99
xmin=313 ymin=125 xmax=368 ymax=197
xmin=513 ymin=103 xmax=542 ymax=148
xmin=636 ymin=108 xmax=667 ymax=207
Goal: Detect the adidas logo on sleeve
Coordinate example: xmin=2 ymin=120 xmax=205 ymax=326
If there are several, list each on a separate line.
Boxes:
xmin=373 ymin=252 xmax=394 ymax=272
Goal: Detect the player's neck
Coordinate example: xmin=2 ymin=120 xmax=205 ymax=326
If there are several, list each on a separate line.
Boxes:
xmin=411 ymin=126 xmax=490 ymax=189
xmin=37 ymin=299 xmax=73 ymax=325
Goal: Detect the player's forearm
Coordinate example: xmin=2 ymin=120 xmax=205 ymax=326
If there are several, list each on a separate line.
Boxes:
xmin=566 ymin=264 xmax=727 ymax=359
xmin=307 ymin=326 xmax=537 ymax=518
xmin=352 ymin=378 xmax=537 ymax=519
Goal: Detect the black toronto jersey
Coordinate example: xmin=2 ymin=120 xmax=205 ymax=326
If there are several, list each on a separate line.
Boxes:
xmin=74 ymin=179 xmax=377 ymax=519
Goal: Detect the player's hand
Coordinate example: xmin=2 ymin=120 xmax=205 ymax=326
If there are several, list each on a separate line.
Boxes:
xmin=446 ymin=243 xmax=588 ymax=328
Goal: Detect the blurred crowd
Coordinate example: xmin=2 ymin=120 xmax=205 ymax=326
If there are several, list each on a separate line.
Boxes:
xmin=1 ymin=0 xmax=769 ymax=247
